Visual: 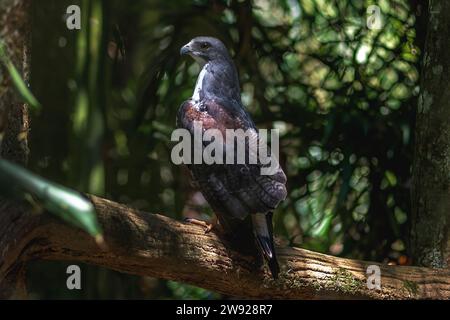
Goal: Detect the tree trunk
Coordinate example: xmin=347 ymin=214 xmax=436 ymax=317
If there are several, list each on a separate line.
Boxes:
xmin=0 ymin=0 xmax=32 ymax=298
xmin=411 ymin=0 xmax=450 ymax=268
xmin=0 ymin=0 xmax=31 ymax=164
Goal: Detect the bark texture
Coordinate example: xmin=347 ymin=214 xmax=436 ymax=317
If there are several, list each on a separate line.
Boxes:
xmin=1 ymin=195 xmax=449 ymax=300
xmin=0 ymin=0 xmax=32 ymax=299
xmin=0 ymin=0 xmax=31 ymax=164
xmin=411 ymin=0 xmax=450 ymax=268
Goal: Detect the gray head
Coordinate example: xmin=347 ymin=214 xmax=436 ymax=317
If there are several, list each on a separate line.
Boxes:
xmin=180 ymin=36 xmax=231 ymax=65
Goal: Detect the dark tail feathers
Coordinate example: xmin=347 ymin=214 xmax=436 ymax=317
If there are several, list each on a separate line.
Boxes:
xmin=252 ymin=212 xmax=279 ymax=279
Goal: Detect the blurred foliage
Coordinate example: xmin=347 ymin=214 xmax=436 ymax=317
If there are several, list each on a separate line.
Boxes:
xmin=0 ymin=159 xmax=103 ymax=239
xmin=24 ymin=0 xmax=419 ymax=299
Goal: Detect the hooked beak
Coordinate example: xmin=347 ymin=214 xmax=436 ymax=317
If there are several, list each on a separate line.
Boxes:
xmin=180 ymin=43 xmax=192 ymax=55
xmin=180 ymin=41 xmax=206 ymax=66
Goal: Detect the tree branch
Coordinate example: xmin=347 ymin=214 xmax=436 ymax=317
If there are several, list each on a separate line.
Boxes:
xmin=5 ymin=195 xmax=447 ymax=300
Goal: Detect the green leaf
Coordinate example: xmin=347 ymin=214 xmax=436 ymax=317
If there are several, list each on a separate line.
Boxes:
xmin=0 ymin=159 xmax=103 ymax=240
xmin=0 ymin=40 xmax=41 ymax=111
xmin=385 ymin=170 xmax=397 ymax=186
xmin=311 ymin=211 xmax=333 ymax=238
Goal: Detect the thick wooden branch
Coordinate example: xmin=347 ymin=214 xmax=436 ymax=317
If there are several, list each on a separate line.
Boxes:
xmin=5 ymin=195 xmax=448 ymax=299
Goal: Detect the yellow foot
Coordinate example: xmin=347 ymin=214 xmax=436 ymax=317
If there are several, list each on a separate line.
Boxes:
xmin=184 ymin=217 xmax=216 ymax=233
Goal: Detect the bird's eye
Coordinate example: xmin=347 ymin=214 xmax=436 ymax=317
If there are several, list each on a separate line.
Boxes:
xmin=200 ymin=42 xmax=210 ymax=49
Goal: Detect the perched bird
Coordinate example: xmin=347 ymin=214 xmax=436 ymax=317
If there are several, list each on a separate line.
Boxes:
xmin=178 ymin=36 xmax=287 ymax=279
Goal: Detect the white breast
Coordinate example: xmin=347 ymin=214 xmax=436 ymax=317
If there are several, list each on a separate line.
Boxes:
xmin=192 ymin=63 xmax=209 ymax=102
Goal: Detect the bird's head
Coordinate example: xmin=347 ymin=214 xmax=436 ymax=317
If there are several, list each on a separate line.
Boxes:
xmin=180 ymin=36 xmax=230 ymax=65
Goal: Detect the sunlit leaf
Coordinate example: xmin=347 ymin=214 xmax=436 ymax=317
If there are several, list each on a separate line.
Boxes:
xmin=0 ymin=159 xmax=103 ymax=241
xmin=312 ymin=211 xmax=334 ymax=237
xmin=385 ymin=170 xmax=397 ymax=186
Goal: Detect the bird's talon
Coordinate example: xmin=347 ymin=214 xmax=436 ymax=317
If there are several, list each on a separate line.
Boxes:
xmin=184 ymin=217 xmax=214 ymax=233
xmin=204 ymin=224 xmax=214 ymax=234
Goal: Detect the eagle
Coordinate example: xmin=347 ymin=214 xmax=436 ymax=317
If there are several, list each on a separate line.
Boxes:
xmin=177 ymin=36 xmax=287 ymax=279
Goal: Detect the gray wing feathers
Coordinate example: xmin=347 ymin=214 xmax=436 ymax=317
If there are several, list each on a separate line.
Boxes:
xmin=177 ymin=99 xmax=287 ymax=220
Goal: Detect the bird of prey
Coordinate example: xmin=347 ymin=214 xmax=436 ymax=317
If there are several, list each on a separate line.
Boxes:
xmin=178 ymin=36 xmax=287 ymax=279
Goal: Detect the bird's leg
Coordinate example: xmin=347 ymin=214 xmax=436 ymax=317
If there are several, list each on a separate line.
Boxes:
xmin=184 ymin=215 xmax=218 ymax=234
